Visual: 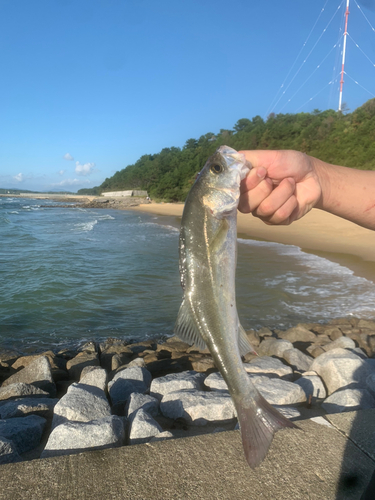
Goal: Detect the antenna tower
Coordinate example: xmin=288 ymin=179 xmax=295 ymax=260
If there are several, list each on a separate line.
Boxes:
xmin=338 ymin=0 xmax=350 ymax=111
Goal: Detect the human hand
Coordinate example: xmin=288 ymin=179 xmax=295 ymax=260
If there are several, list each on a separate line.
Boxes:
xmin=238 ymin=150 xmax=323 ymax=225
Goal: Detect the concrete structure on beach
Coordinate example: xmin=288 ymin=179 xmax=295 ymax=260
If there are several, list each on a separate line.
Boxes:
xmin=101 ymin=190 xmax=148 ymax=197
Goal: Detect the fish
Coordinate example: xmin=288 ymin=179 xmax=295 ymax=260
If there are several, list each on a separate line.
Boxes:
xmin=175 ymin=145 xmax=297 ymax=468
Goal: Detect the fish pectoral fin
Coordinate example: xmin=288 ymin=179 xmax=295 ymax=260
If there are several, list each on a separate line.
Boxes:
xmin=238 ymin=322 xmax=258 ymax=356
xmin=174 ymin=299 xmax=207 ymax=351
xmin=204 ymin=214 xmax=229 ymax=254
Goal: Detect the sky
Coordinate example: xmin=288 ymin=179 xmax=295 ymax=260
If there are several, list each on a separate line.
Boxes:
xmin=0 ymin=0 xmax=375 ymax=192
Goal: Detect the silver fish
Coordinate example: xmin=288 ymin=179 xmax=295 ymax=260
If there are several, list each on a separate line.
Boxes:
xmin=175 ymin=145 xmax=297 ymax=468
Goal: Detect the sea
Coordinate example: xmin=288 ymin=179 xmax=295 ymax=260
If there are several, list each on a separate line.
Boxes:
xmin=1 ymin=196 xmax=375 ymax=354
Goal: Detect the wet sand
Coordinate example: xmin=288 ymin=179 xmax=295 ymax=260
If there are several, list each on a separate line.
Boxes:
xmin=130 ymin=203 xmax=375 ymax=282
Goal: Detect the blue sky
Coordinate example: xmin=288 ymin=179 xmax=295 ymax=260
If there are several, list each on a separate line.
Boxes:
xmin=1 ymin=0 xmax=374 ymax=192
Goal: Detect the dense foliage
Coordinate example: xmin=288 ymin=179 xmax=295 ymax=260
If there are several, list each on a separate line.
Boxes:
xmin=78 ymin=99 xmax=375 ymax=201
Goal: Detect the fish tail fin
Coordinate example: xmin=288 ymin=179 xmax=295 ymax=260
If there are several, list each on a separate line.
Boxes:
xmin=234 ymin=394 xmax=298 ymax=469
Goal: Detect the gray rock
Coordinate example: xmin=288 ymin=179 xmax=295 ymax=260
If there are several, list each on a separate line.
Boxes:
xmin=204 ymin=372 xmax=228 ymax=391
xmin=150 ymin=371 xmax=205 ymax=400
xmin=125 ymin=357 xmax=146 ymax=369
xmin=160 ymin=389 xmax=235 ymax=425
xmin=128 ymin=409 xmax=163 ymax=445
xmin=125 ymin=393 xmax=159 ymax=418
xmin=0 ymin=415 xmax=46 ymax=454
xmin=294 ymin=373 xmax=327 ymax=400
xmin=244 ymin=356 xmax=293 ymax=380
xmin=0 ymin=397 xmax=58 ymax=419
xmin=1 ymin=356 xmax=56 ymax=397
xmin=257 ymin=338 xmax=293 ymax=357
xmin=0 ymin=437 xmax=22 ymax=464
xmin=278 ymin=326 xmax=317 ymax=343
xmin=322 ymin=388 xmax=375 ymax=413
xmin=366 ymin=373 xmax=375 ymax=397
xmin=108 ymin=367 xmax=152 ymax=410
xmin=250 ymin=375 xmax=307 ymax=405
xmin=282 ymin=348 xmax=313 ymax=372
xmin=310 ymin=348 xmax=375 ymax=395
xmin=51 ymin=383 xmax=111 ymax=429
xmin=149 ymin=431 xmax=174 ymax=442
xmin=41 ymin=415 xmax=125 ymax=458
xmin=323 ymin=336 xmax=356 ymax=352
xmin=79 ymin=367 xmax=107 ymax=391
xmin=273 ymin=406 xmax=301 ymax=419
xmin=0 ymin=383 xmax=50 ymax=401
xmin=66 ymin=352 xmax=100 ymax=380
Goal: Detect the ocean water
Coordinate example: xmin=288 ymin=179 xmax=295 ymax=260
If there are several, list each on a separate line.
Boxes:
xmin=1 ymin=196 xmax=375 ymax=353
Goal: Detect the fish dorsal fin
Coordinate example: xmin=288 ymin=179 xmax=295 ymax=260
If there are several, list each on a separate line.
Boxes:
xmin=238 ymin=322 xmax=257 ymax=356
xmin=174 ymin=299 xmax=207 ymax=351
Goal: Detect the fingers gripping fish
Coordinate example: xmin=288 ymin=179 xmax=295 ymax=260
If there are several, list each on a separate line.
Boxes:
xmin=175 ymin=145 xmax=297 ymax=468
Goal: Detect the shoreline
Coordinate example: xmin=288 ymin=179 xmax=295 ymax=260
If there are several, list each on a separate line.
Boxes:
xmin=129 ymin=203 xmax=375 ymax=283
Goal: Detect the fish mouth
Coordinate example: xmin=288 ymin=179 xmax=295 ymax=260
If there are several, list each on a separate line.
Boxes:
xmin=217 ymin=146 xmax=251 ymax=181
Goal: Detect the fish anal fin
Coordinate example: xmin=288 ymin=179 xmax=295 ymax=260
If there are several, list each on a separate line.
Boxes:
xmin=238 ymin=323 xmax=257 ymax=356
xmin=174 ymin=299 xmax=207 ymax=351
xmin=235 ymin=393 xmax=299 ymax=469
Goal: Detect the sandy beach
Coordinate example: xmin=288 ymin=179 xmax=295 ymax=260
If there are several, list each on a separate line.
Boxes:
xmin=130 ymin=202 xmax=375 ymax=282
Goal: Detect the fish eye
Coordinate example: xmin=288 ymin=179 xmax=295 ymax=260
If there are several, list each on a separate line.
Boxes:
xmin=210 ymin=164 xmax=223 ymax=174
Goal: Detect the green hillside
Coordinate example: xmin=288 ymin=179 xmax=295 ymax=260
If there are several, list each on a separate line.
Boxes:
xmin=79 ymin=99 xmax=375 ymax=201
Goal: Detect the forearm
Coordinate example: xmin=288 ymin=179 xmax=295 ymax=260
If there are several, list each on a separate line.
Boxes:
xmin=313 ymin=158 xmax=375 ymax=230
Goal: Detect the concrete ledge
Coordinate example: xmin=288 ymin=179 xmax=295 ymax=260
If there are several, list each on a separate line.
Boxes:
xmin=0 ymin=412 xmax=374 ymax=499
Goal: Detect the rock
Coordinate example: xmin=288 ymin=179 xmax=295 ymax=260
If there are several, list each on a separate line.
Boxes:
xmin=204 ymin=372 xmax=228 ymax=391
xmin=78 ymin=341 xmax=97 ymax=354
xmin=257 ymin=327 xmax=273 ymax=338
xmin=100 ymin=345 xmax=133 ymax=373
xmin=278 ymin=326 xmax=317 ymax=343
xmin=160 ymin=389 xmax=235 ymax=425
xmin=1 ymin=356 xmax=56 ymax=397
xmin=156 ymin=341 xmax=190 ymax=353
xmin=243 ymin=356 xmax=293 ymax=380
xmin=125 ymin=357 xmax=146 ymax=369
xmin=249 ymin=375 xmax=307 ymax=405
xmin=357 ymin=319 xmax=375 ymax=330
xmin=41 ymin=415 xmax=125 ymax=458
xmin=0 ymin=437 xmax=22 ymax=464
xmin=143 ymin=358 xmax=187 ymax=377
xmin=108 ymin=367 xmax=152 ymax=412
xmin=0 ymin=415 xmax=46 ymax=454
xmin=294 ymin=373 xmax=327 ymax=400
xmin=66 ymin=352 xmax=100 ymax=380
xmin=128 ymin=409 xmax=163 ymax=445
xmin=282 ymin=348 xmax=313 ymax=372
xmin=323 ymin=336 xmax=356 ymax=352
xmin=322 ymin=388 xmax=375 ymax=413
xmin=0 ymin=383 xmax=50 ymax=401
xmin=245 ymin=330 xmax=260 ymax=347
xmin=79 ymin=367 xmax=107 ymax=391
xmin=0 ymin=397 xmax=58 ymax=419
xmin=310 ymin=348 xmax=375 ymax=395
xmin=149 ymin=431 xmax=174 ymax=442
xmin=51 ymin=383 xmax=111 ymax=429
xmin=188 ymin=355 xmax=215 ymax=373
xmin=0 ymin=349 xmax=22 ymax=365
xmin=323 ymin=327 xmax=343 ymax=341
xmin=306 ymin=346 xmax=325 ymax=358
xmin=257 ymin=338 xmax=293 ymax=357
xmin=125 ymin=393 xmax=160 ymax=418
xmin=366 ymin=373 xmax=375 ymax=396
xmin=150 ymin=371 xmax=205 ymax=400
xmin=273 ymin=406 xmax=301 ymax=419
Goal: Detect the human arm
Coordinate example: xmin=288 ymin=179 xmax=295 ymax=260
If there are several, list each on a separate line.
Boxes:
xmin=238 ymin=149 xmax=375 ymax=231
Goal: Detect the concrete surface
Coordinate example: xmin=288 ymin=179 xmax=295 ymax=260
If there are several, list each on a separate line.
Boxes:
xmin=0 ymin=410 xmax=374 ymax=500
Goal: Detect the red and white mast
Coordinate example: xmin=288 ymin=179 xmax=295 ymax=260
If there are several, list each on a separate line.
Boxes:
xmin=339 ymin=0 xmax=350 ymax=111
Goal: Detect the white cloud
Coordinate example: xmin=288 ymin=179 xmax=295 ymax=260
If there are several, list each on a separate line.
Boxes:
xmin=13 ymin=173 xmax=24 ymax=182
xmin=58 ymin=170 xmax=65 ymax=176
xmin=75 ymin=161 xmax=95 ymax=176
xmin=63 ymin=153 xmax=74 ymax=161
xmin=50 ymin=178 xmax=91 ymax=187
